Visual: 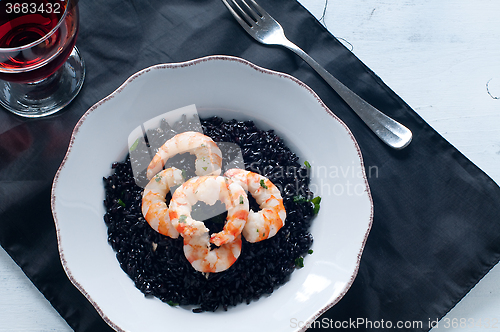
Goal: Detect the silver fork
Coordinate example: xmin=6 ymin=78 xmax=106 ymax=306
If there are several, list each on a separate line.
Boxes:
xmin=221 ymin=0 xmax=412 ymax=149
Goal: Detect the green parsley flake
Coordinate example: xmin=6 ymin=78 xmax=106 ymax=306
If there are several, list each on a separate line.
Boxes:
xmin=259 ymin=179 xmax=268 ymax=189
xmin=202 ymin=166 xmax=208 ymax=171
xmin=311 ymin=196 xmax=321 ymax=215
xmin=239 ymin=195 xmax=244 ymax=204
xmin=129 ymin=138 xmax=140 ymax=152
xmin=293 ymin=195 xmax=321 ymax=215
xmin=293 ymin=195 xmax=321 ymax=214
xmin=304 ymin=160 xmax=311 ymax=168
xmin=308 ymin=249 xmax=314 ymax=255
xmin=181 ymin=169 xmax=187 ymax=179
xmin=117 ymin=199 xmax=126 ymax=207
xmin=179 ymin=215 xmax=187 ymax=223
xmin=293 ymin=195 xmax=307 ymax=204
xmin=166 ymin=301 xmax=179 ymax=307
xmin=295 ymin=256 xmax=304 ymax=268
xmin=311 ymin=196 xmax=321 ymax=205
xmin=155 ymin=175 xmax=162 ymax=182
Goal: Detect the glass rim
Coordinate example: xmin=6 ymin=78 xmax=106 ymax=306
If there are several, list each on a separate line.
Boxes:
xmin=0 ymin=0 xmax=71 ymax=52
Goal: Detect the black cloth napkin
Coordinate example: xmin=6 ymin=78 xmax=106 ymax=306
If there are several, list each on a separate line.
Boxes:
xmin=1 ymin=0 xmax=500 ymax=331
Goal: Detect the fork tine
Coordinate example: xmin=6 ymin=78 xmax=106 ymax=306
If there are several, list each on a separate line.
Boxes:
xmin=231 ymin=0 xmax=257 ymax=27
xmin=246 ymin=0 xmax=268 ymax=18
xmin=221 ymin=0 xmax=252 ymax=29
xmin=239 ymin=0 xmax=261 ymax=21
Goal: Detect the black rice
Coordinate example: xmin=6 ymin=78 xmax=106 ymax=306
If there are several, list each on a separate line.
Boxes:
xmin=103 ymin=115 xmax=316 ymax=312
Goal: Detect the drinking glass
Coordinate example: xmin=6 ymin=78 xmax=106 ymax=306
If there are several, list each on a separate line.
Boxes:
xmin=0 ymin=0 xmax=85 ymax=118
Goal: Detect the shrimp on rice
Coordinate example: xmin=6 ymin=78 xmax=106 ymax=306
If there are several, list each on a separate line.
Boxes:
xmin=141 ymin=167 xmax=185 ymax=238
xmin=224 ymin=168 xmax=286 ymax=243
xmin=169 ymin=175 xmax=249 ymax=245
xmin=146 ymin=131 xmax=223 ymax=179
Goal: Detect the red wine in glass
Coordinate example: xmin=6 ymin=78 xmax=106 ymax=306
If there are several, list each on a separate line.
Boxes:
xmin=0 ymin=0 xmax=84 ymax=117
xmin=0 ymin=0 xmax=78 ymax=83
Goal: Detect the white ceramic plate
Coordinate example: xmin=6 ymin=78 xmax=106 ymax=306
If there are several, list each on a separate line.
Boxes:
xmin=51 ymin=55 xmax=373 ymax=332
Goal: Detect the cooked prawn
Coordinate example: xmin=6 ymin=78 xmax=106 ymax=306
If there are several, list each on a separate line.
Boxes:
xmin=183 ymin=233 xmax=242 ymax=273
xmin=224 ymin=168 xmax=286 ymax=243
xmin=146 ymin=131 xmax=222 ymax=179
xmin=169 ymin=176 xmax=249 ymax=245
xmin=210 ymin=179 xmax=250 ymax=246
xmin=141 ymin=167 xmax=185 ymax=238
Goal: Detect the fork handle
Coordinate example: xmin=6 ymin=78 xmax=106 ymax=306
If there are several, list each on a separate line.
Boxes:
xmin=282 ymin=40 xmax=412 ymax=149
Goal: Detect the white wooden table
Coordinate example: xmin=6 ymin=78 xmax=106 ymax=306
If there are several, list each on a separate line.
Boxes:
xmin=1 ymin=1 xmax=499 ymax=330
